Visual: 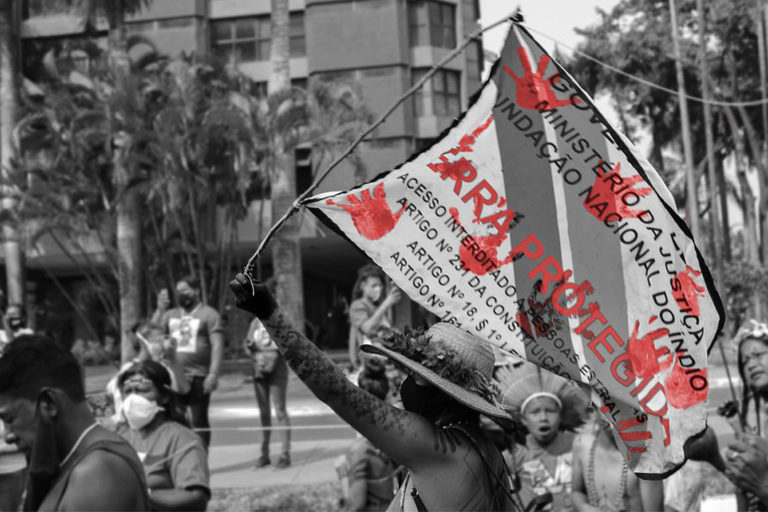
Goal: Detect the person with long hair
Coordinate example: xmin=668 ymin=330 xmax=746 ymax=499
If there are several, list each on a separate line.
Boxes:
xmin=348 ymin=264 xmax=401 ymax=368
xmin=722 ymin=320 xmax=768 ymax=510
xmin=244 ymin=277 xmax=291 ymax=469
xmin=114 ymin=360 xmax=210 ymax=512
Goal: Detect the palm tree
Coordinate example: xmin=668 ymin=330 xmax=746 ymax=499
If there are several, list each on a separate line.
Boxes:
xmin=267 ymin=0 xmax=306 ymax=332
xmin=0 ymin=0 xmax=25 ymax=306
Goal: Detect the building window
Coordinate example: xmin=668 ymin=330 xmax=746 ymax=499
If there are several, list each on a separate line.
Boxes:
xmin=408 ymin=1 xmax=456 ymax=49
xmin=126 ymin=20 xmax=156 ymax=34
xmin=22 ymin=0 xmax=75 ymax=19
xmin=413 ymin=68 xmax=460 ymax=117
xmin=211 ymin=16 xmax=271 ymax=63
xmin=291 ymin=77 xmax=308 ymax=90
xmin=295 ymin=147 xmax=313 ymax=195
xmin=290 ymin=12 xmax=306 ymax=58
xmin=158 ymin=17 xmax=194 ymax=29
xmin=211 ymin=13 xmax=305 ymax=62
xmin=466 ymin=40 xmax=483 ymax=81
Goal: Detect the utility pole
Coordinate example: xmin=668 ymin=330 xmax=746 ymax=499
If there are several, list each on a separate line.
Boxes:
xmin=669 ymin=0 xmax=701 ymax=242
xmin=0 ymin=0 xmax=25 ymax=307
xmin=698 ymin=0 xmax=722 ymax=281
xmin=757 ymin=0 xmax=768 ymax=263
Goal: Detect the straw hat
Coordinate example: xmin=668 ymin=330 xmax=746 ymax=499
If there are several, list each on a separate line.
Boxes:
xmin=360 ymin=323 xmax=512 ymax=420
xmin=495 ymin=362 xmax=589 ymax=429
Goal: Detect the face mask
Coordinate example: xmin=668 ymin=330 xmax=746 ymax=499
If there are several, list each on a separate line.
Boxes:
xmin=400 ymin=376 xmax=453 ymax=422
xmin=121 ymin=394 xmax=163 ymax=430
xmin=178 ymin=294 xmax=196 ymax=309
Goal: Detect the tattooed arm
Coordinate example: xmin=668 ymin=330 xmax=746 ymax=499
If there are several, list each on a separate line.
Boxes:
xmin=230 ymin=274 xmax=460 ymax=470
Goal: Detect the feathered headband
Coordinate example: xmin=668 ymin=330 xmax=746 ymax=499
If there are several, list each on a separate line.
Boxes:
xmin=494 ymin=362 xmax=589 ymax=430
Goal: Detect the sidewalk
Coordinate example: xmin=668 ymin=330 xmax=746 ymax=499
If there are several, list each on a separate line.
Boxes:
xmin=209 ymin=438 xmax=353 ymax=489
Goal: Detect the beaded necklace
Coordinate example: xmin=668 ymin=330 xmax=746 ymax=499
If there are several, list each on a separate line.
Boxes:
xmin=587 ymin=430 xmax=628 ymax=512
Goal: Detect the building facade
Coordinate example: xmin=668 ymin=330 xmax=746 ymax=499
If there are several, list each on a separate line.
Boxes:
xmin=16 ymin=0 xmax=483 ymax=350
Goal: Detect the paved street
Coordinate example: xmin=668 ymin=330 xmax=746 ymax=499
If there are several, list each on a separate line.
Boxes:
xmin=86 ymin=361 xmax=744 ymax=491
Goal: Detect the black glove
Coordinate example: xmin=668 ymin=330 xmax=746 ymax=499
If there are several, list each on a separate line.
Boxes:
xmin=229 ymin=273 xmax=278 ymax=320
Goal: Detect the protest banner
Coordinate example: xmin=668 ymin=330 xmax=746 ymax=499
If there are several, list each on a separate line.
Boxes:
xmin=303 ymin=22 xmax=724 ymax=477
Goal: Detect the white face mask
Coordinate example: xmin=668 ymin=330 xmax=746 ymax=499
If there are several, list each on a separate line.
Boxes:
xmin=121 ymin=394 xmax=164 ymax=430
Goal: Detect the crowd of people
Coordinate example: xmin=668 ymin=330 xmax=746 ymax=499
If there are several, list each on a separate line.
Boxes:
xmin=0 ymin=262 xmax=765 ymax=510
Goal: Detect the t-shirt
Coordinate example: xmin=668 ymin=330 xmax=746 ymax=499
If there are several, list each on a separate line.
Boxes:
xmin=505 ymin=431 xmax=576 ymax=512
xmin=115 ymin=421 xmax=210 ymax=497
xmin=161 ymin=305 xmax=223 ymax=378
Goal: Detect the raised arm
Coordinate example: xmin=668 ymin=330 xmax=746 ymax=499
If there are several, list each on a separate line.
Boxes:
xmin=359 ymin=287 xmax=400 ymax=335
xmin=230 ymin=273 xmax=454 ymax=470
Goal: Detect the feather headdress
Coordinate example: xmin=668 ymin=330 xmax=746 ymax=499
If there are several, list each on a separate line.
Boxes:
xmin=494 ymin=362 xmax=590 ymax=430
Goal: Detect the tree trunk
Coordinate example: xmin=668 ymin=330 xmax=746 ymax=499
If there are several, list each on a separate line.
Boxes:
xmin=269 ymin=0 xmax=305 ymax=334
xmin=117 ymin=187 xmax=143 ymax=364
xmin=724 ymin=106 xmax=761 ymax=317
xmin=0 ymin=0 xmax=25 ymax=306
xmin=107 ymin=5 xmax=143 ymax=363
xmin=715 ymin=150 xmax=732 ymax=261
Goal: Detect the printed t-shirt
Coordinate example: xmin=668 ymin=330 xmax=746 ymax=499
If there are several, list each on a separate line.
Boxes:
xmin=161 ymin=305 xmax=223 ymax=378
xmin=115 ymin=420 xmax=210 ymax=497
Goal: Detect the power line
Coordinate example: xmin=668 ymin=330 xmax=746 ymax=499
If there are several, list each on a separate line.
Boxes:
xmin=518 ymin=23 xmax=768 ymax=108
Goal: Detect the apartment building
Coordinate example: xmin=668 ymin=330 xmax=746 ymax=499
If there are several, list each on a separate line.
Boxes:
xmin=17 ymin=0 xmax=483 ymax=348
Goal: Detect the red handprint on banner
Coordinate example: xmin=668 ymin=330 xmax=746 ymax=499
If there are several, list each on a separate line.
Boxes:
xmin=584 ymin=161 xmax=652 ymax=221
xmin=326 ymin=183 xmax=407 ymax=240
xmin=503 ymin=47 xmax=578 ymax=110
xmin=665 ymin=358 xmax=708 ymax=409
xmin=449 ymin=207 xmax=516 ymax=276
xmin=626 ymin=317 xmax=672 ymax=380
xmin=671 ymin=266 xmax=706 ymax=318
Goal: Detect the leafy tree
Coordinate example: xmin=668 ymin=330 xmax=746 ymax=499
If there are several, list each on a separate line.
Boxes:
xmin=569 ymin=0 xmax=768 ymax=319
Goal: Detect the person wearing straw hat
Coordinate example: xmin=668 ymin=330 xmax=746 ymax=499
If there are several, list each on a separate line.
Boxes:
xmin=229 ymin=272 xmax=518 ymax=511
xmin=720 ymin=320 xmax=768 ymax=510
xmin=495 ymin=363 xmax=589 ymax=512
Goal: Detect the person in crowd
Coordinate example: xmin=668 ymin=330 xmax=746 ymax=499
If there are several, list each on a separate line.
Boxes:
xmin=348 ymin=264 xmax=401 ymax=368
xmin=244 ymin=279 xmax=291 ymax=469
xmin=0 ymin=335 xmax=149 ymax=511
xmin=113 ymin=360 xmax=210 ymax=511
xmin=0 ymin=303 xmax=33 ymax=348
xmin=0 ymin=326 xmax=25 ymax=512
xmin=230 ymin=272 xmax=516 ymax=511
xmin=721 ymin=320 xmax=768 ymax=510
xmin=341 ymin=361 xmax=400 ymax=512
xmin=496 ymin=364 xmax=589 ymax=512
xmin=107 ymin=322 xmax=189 ymax=426
xmin=571 ymin=416 xmax=663 ymax=512
xmin=153 ymin=276 xmax=224 ymax=449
